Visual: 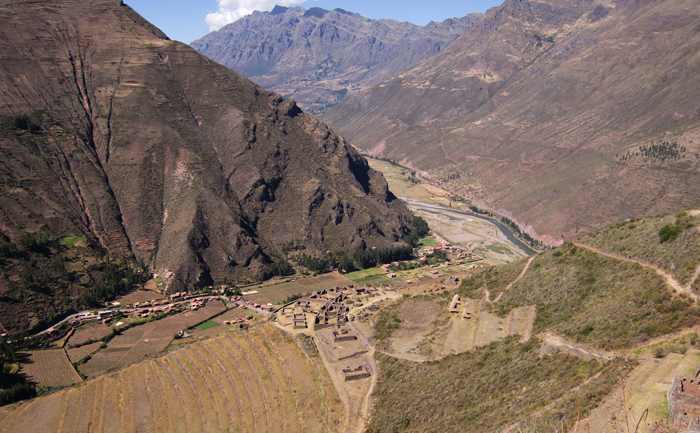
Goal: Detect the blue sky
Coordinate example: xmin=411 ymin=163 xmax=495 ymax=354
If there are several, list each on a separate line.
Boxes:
xmin=124 ymin=0 xmax=503 ymax=44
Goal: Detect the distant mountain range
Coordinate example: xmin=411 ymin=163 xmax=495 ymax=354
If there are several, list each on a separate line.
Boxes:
xmin=191 ymin=6 xmax=483 ymax=115
xmin=322 ymin=0 xmax=700 ymax=241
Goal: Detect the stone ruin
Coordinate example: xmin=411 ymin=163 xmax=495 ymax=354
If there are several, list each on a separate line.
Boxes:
xmin=668 ymin=366 xmax=700 ymax=432
xmin=293 ymin=313 xmax=307 ymax=329
xmin=332 ymin=326 xmax=357 ymax=343
xmin=341 ymin=365 xmax=371 ymax=382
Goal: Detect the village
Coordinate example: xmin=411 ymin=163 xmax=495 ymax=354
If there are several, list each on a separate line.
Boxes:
xmin=9 ymin=235 xmax=495 ymax=433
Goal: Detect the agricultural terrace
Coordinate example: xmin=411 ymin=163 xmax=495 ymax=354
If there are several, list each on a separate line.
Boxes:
xmin=78 ymin=301 xmax=225 ymax=378
xmin=0 ymin=325 xmax=342 ymax=433
xmin=19 ymin=349 xmax=81 ymax=388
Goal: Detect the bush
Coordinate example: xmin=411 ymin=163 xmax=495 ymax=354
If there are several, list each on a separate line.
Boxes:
xmin=658 ymin=224 xmax=682 ymax=243
xmin=0 ymin=382 xmax=36 ymax=406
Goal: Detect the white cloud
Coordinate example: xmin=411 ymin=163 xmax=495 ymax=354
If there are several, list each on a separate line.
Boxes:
xmin=205 ymin=0 xmax=308 ymax=31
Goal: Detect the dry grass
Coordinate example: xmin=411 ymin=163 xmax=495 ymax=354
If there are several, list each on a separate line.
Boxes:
xmin=580 ymin=212 xmax=700 ymax=285
xmin=370 ymin=336 xmax=637 ymax=433
xmin=461 ymin=243 xmax=700 ymax=350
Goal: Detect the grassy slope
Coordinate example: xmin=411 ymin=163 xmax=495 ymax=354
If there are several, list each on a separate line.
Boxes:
xmin=371 ymin=337 xmax=637 ymax=433
xmin=579 ymin=211 xmax=700 ymax=285
xmin=369 ymin=211 xmax=700 ymax=432
xmin=462 ymin=243 xmax=699 ymax=350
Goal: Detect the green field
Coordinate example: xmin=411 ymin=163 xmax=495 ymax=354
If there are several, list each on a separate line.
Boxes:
xmin=344 ymin=268 xmax=390 ymax=284
xmin=194 ymin=320 xmax=221 ymax=330
xmin=58 ymin=235 xmax=89 ymax=246
xmin=419 ymin=236 xmax=440 ymax=247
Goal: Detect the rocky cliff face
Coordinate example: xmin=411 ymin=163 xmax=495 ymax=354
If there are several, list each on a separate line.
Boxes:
xmin=0 ymin=0 xmax=412 ymax=292
xmin=323 ymin=0 xmax=700 ymax=240
xmin=191 ymin=6 xmax=483 ymax=115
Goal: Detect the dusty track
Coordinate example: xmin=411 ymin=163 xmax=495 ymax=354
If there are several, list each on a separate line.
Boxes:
xmin=572 ymin=241 xmax=698 ymax=301
xmin=485 ymin=256 xmax=535 ymax=303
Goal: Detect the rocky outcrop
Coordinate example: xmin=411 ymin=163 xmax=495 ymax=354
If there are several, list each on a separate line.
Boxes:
xmin=191 ymin=6 xmax=482 ymax=115
xmin=0 ymin=0 xmax=412 ymax=291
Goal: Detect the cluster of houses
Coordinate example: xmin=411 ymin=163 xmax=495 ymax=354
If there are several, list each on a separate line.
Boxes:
xmin=222 ymin=316 xmax=250 ymax=327
xmin=68 ymin=310 xmax=117 ymax=327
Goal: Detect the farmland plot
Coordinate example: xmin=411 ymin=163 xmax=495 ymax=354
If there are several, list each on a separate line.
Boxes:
xmin=80 ymin=301 xmax=225 ymax=378
xmin=0 ymin=324 xmax=343 ymax=433
xmin=20 ymin=349 xmax=82 ymax=387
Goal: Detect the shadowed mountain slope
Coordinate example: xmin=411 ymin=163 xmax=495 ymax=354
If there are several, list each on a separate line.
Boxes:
xmin=323 ymin=0 xmax=700 ymax=241
xmin=191 ymin=6 xmax=483 ymax=115
xmin=0 ymin=0 xmax=412 ymax=296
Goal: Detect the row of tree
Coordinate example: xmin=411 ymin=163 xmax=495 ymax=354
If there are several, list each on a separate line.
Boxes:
xmin=617 ymin=140 xmax=687 ymax=163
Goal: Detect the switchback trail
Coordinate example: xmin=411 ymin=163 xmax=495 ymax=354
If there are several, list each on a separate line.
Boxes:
xmin=572 ymin=241 xmax=697 ymax=301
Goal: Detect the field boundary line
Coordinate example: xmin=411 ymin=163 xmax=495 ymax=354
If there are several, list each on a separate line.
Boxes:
xmin=88 ymin=378 xmax=102 ymax=433
xmin=141 ymin=363 xmax=161 ymax=433
xmin=56 ymin=388 xmax=71 ymax=433
xmin=147 ymin=361 xmax=175 ymax=433
xmin=185 ymin=345 xmax=234 ymax=432
xmin=211 ymin=338 xmax=261 ymax=431
xmin=154 ymin=358 xmax=193 ymax=433
xmin=168 ymin=352 xmax=211 ymax=432
xmin=179 ymin=348 xmax=224 ymax=433
xmin=96 ymin=377 xmax=107 ymax=433
xmin=0 ymin=394 xmax=36 ymax=432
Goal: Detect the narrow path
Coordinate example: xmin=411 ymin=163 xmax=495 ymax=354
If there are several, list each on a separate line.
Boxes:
xmin=484 ymin=256 xmax=535 ymax=303
xmin=572 ymin=241 xmax=697 ymax=301
xmin=540 ymin=332 xmax=615 ymax=362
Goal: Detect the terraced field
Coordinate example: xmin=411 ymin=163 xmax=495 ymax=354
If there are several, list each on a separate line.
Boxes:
xmin=0 ymin=325 xmax=342 ymax=433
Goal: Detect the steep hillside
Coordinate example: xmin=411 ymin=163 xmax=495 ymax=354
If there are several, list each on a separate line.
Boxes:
xmin=191 ymin=6 xmax=482 ymax=115
xmin=323 ymin=0 xmax=700 ymax=241
xmin=0 ymin=0 xmax=412 ymax=301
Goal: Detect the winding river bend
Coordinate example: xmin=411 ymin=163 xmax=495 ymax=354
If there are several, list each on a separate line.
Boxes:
xmin=401 ymin=199 xmax=538 ymax=256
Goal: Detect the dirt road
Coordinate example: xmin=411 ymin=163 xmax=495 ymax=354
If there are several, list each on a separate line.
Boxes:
xmin=483 ymin=256 xmax=535 ymax=303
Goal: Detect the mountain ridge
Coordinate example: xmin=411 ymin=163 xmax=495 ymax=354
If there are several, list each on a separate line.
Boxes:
xmin=191 ymin=6 xmax=483 ymax=115
xmin=322 ymin=0 xmax=700 ymax=241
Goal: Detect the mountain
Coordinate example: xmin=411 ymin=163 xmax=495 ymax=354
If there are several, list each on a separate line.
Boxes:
xmin=190 ymin=6 xmax=483 ymax=115
xmin=0 ymin=0 xmax=413 ymax=305
xmin=322 ymin=0 xmax=700 ymax=242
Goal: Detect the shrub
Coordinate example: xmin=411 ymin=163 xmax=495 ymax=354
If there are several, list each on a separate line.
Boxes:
xmin=0 ymin=382 xmax=36 ymax=406
xmin=658 ymin=224 xmax=682 ymax=243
